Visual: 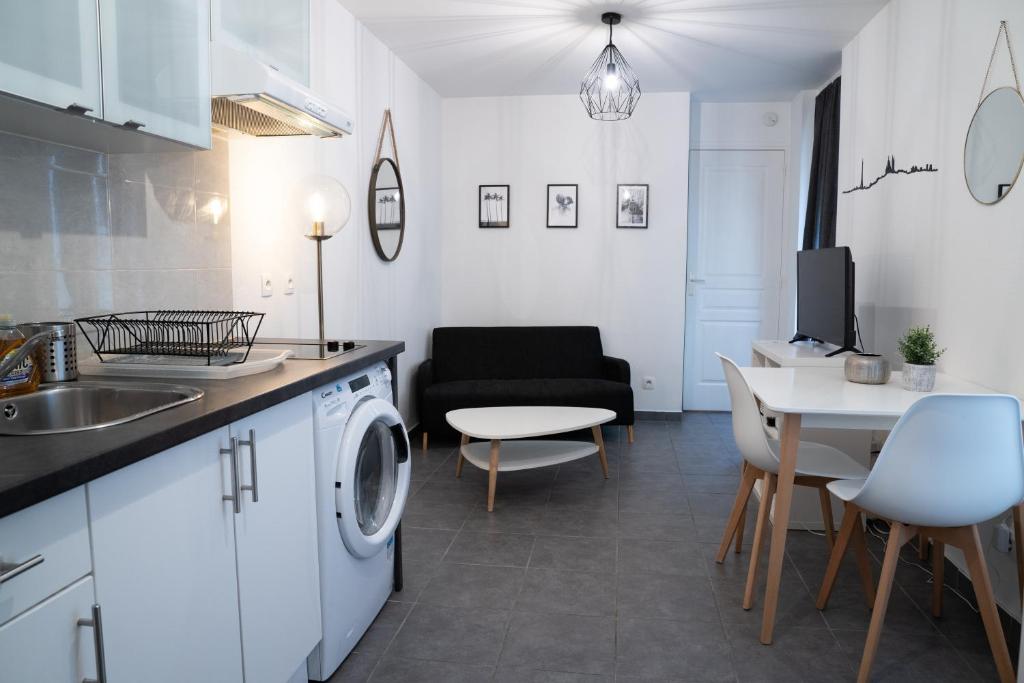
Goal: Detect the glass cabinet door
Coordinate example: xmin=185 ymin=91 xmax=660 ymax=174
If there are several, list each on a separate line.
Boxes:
xmin=98 ymin=0 xmax=211 ymax=149
xmin=0 ymin=0 xmax=102 ymax=114
xmin=214 ymin=0 xmax=310 ymax=86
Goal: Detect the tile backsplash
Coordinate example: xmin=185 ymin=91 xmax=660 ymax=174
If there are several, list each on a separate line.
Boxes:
xmin=0 ymin=130 xmax=232 ymax=327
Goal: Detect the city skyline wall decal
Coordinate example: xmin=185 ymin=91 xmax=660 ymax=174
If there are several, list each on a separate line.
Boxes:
xmin=843 ymin=156 xmax=938 ymax=194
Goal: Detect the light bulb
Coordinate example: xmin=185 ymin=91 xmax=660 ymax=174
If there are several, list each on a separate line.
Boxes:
xmin=292 ymin=175 xmax=351 ymax=239
xmin=604 ymin=62 xmax=620 ymax=90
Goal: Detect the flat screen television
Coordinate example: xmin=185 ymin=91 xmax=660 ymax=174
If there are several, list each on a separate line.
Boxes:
xmin=793 ymin=246 xmax=858 ymax=356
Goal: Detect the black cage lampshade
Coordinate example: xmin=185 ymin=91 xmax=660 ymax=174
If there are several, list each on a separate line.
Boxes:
xmin=580 ymin=12 xmax=641 ymax=121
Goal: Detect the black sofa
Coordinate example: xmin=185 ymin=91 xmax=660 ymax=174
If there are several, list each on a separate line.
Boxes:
xmin=416 ymin=326 xmax=634 ymax=447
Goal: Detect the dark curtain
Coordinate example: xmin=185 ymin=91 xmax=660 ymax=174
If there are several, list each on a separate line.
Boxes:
xmin=802 ymin=77 xmax=842 ymax=250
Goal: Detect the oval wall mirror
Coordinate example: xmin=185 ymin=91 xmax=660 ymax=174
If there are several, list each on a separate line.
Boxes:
xmin=964 ymin=86 xmax=1024 ymax=204
xmin=368 ymin=157 xmax=405 ymax=261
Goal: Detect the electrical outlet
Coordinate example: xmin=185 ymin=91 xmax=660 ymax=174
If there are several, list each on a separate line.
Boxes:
xmin=260 ymin=273 xmax=273 ymax=298
xmin=642 ymin=376 xmax=655 ymax=390
xmin=994 ymin=520 xmax=1014 ymax=554
xmin=284 ymin=274 xmax=295 ymax=295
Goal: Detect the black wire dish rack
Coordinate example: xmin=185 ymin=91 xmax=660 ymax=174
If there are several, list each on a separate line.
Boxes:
xmin=75 ymin=310 xmax=265 ymax=366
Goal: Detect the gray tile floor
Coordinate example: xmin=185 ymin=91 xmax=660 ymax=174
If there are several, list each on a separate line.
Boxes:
xmin=329 ymin=415 xmax=1019 ymax=682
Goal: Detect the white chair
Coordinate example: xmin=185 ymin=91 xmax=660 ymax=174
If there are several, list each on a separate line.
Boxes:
xmin=816 ymin=393 xmax=1024 ymax=683
xmin=715 ymin=354 xmax=873 ymax=610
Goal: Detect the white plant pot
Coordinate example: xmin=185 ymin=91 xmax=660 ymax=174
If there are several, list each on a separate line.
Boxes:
xmin=902 ymin=363 xmax=936 ymax=392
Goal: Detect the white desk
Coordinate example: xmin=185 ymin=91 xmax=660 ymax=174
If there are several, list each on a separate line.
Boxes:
xmin=738 ymin=366 xmax=996 ymax=645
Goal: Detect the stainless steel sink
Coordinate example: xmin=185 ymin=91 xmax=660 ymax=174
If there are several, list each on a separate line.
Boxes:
xmin=0 ymin=381 xmax=204 ymax=435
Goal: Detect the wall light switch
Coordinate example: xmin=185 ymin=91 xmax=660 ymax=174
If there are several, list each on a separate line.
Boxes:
xmin=642 ymin=377 xmax=655 ymax=390
xmin=260 ymin=273 xmax=273 ymax=298
xmin=284 ymin=274 xmax=295 ymax=295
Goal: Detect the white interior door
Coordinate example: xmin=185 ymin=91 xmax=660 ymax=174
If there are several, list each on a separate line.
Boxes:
xmin=684 ymin=150 xmax=786 ymax=411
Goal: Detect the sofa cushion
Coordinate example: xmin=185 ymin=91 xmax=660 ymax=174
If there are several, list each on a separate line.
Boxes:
xmin=432 ymin=326 xmax=605 ymax=382
xmin=424 ymin=378 xmax=632 ymax=419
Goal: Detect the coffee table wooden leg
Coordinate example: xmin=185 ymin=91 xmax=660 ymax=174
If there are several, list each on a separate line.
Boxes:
xmin=760 ymin=412 xmax=801 ymax=645
xmin=455 ymin=433 xmax=468 ymax=478
xmin=487 ymin=439 xmax=500 ymax=512
xmin=592 ymin=426 xmax=610 ymax=479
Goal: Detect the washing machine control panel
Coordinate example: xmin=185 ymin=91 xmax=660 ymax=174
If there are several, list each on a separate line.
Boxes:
xmin=315 ymin=362 xmax=392 ymax=423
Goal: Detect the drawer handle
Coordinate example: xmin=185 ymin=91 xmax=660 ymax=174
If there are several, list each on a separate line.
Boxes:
xmin=78 ymin=603 xmax=108 ymax=683
xmin=0 ymin=554 xmax=44 ymax=583
xmin=66 ymin=102 xmax=94 ymax=114
xmin=239 ymin=429 xmax=259 ymax=503
xmin=122 ymin=120 xmax=145 ymax=129
xmin=221 ymin=437 xmax=241 ymax=514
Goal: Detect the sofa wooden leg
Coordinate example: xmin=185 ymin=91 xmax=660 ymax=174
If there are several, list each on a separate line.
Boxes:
xmin=422 ymin=432 xmax=429 ymax=452
xmin=627 ymin=425 xmax=635 ymax=443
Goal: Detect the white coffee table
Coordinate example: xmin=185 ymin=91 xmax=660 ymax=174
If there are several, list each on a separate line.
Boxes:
xmin=445 ymin=406 xmax=616 ymax=511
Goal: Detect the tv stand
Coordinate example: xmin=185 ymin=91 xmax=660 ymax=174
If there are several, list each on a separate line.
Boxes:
xmin=788 ymin=334 xmax=821 ymax=344
xmin=824 ymin=345 xmax=861 ymax=358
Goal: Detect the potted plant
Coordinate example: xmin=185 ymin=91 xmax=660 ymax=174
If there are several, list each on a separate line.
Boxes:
xmin=896 ymin=325 xmax=945 ymax=391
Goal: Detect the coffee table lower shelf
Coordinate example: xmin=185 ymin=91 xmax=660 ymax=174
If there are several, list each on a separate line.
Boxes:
xmin=460 ymin=440 xmax=597 ymax=472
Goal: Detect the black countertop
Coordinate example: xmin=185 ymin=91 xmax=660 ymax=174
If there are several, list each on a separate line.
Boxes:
xmin=0 ymin=340 xmax=404 ymax=518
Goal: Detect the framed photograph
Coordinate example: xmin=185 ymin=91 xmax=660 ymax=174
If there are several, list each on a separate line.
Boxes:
xmin=546 ymin=184 xmax=578 ymax=228
xmin=617 ymin=184 xmax=649 ymax=229
xmin=479 ymin=185 xmax=510 ymax=228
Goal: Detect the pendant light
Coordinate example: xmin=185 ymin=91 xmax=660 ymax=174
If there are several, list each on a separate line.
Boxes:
xmin=580 ymin=12 xmax=641 ymax=121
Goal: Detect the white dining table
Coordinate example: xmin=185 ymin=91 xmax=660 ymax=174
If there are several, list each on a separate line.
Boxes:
xmin=738 ymin=366 xmax=999 ymax=645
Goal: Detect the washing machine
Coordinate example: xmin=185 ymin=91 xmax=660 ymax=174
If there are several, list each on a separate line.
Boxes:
xmin=307 ymin=361 xmax=411 ymax=681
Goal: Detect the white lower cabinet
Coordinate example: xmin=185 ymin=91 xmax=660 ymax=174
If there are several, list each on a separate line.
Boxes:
xmin=232 ymin=395 xmax=321 ymax=683
xmin=87 ymin=393 xmax=320 ymax=683
xmin=89 ymin=428 xmax=245 ymax=683
xmin=0 ymin=576 xmax=100 ymax=682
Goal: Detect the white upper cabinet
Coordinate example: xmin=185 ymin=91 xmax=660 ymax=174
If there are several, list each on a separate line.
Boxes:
xmin=98 ymin=0 xmax=212 ymax=148
xmin=214 ymin=0 xmax=310 ymax=86
xmin=0 ymin=0 xmax=102 ymax=114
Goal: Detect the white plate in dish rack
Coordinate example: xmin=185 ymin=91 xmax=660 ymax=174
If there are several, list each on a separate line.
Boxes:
xmin=79 ymin=348 xmax=293 ymax=380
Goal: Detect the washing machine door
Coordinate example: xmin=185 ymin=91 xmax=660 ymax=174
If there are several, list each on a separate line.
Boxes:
xmin=336 ymin=397 xmax=411 ymax=559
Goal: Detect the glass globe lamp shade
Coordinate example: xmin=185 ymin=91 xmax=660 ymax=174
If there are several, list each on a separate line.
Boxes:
xmin=293 ymin=175 xmax=352 ymax=239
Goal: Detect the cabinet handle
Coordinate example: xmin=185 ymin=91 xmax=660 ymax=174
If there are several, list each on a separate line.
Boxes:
xmin=221 ymin=437 xmax=241 ymax=514
xmin=239 ymin=429 xmax=259 ymax=503
xmin=66 ymin=102 xmax=93 ymax=115
xmin=78 ymin=603 xmax=108 ymax=683
xmin=122 ymin=120 xmax=145 ymax=129
xmin=0 ymin=554 xmax=44 ymax=583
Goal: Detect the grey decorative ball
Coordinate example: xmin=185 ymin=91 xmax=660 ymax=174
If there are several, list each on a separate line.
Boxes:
xmin=845 ymin=353 xmax=891 ymax=385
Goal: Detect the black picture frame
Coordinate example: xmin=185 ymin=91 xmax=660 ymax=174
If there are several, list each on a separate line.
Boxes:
xmin=616 ymin=184 xmax=649 ymax=229
xmin=546 ymin=184 xmax=578 ymax=228
xmin=479 ymin=185 xmax=510 ymax=228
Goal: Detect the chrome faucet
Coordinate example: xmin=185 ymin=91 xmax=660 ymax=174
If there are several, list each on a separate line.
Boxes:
xmin=0 ymin=331 xmax=51 ymax=380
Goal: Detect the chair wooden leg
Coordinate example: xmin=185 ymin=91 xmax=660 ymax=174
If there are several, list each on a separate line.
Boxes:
xmin=455 ymin=434 xmax=468 ymax=478
xmin=818 ymin=487 xmax=836 ymax=551
xmin=857 ymin=522 xmax=915 ymax=683
xmin=817 ymin=502 xmax=860 ymax=610
xmin=850 ymin=519 xmax=876 ymax=609
xmin=960 ymin=525 xmax=1016 ymax=683
xmin=743 ymin=472 xmax=775 ymax=610
xmin=1013 ymin=504 xmax=1024 ymax=607
xmin=735 ymin=500 xmax=748 ymax=555
xmin=715 ymin=464 xmax=758 ymax=563
xmin=422 ymin=431 xmax=429 ymax=451
xmin=931 ymin=540 xmax=945 ymax=618
xmin=627 ymin=424 xmax=635 ymax=443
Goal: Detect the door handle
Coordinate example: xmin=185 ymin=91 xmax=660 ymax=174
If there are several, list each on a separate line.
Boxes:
xmin=0 ymin=554 xmax=44 ymax=583
xmin=688 ymin=275 xmax=706 ymax=283
xmin=78 ymin=604 xmax=108 ymax=683
xmin=221 ymin=437 xmax=241 ymax=514
xmin=239 ymin=429 xmax=259 ymax=503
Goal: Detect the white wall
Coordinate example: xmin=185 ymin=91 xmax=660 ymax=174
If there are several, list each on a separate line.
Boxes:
xmin=838 ymin=0 xmax=1024 ymax=613
xmin=439 ymin=93 xmax=691 ymax=413
xmin=230 ymin=0 xmax=442 ymax=422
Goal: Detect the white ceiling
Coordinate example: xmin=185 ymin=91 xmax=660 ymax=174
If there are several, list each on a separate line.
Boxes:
xmin=337 ymin=0 xmax=888 ymax=101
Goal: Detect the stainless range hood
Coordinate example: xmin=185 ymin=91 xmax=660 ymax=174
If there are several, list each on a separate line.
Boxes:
xmin=211 ymin=43 xmax=354 ymax=138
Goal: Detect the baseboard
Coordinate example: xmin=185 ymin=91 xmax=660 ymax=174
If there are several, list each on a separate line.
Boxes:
xmin=636 ymin=411 xmax=683 ymax=422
